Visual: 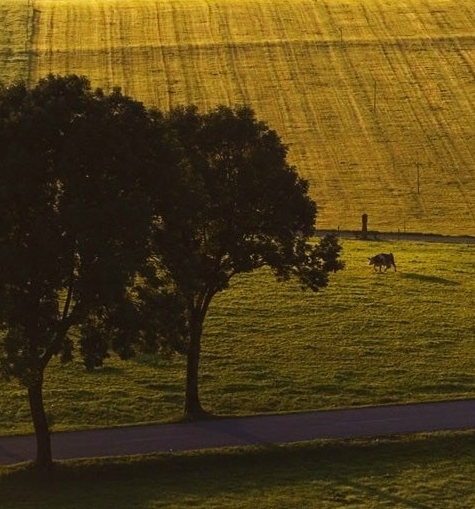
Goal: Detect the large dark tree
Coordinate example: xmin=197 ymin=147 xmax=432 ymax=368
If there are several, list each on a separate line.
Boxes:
xmin=147 ymin=105 xmax=344 ymax=418
xmin=0 ymin=75 xmax=161 ymax=469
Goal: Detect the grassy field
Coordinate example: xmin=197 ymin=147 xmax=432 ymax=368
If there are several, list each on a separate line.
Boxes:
xmin=1 ymin=0 xmax=475 ymax=234
xmin=2 ymin=432 xmax=475 ymax=508
xmin=1 ymin=3 xmax=475 ymax=503
xmin=1 ymin=238 xmax=475 ymax=436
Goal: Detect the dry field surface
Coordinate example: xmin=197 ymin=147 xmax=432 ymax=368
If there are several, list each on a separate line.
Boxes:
xmin=2 ymin=0 xmax=475 ymax=235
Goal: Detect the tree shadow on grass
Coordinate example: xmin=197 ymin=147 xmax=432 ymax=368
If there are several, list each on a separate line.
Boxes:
xmin=401 ymin=273 xmax=460 ymax=286
xmin=330 ymin=476 xmax=433 ymax=509
xmin=83 ymin=366 xmax=125 ymax=377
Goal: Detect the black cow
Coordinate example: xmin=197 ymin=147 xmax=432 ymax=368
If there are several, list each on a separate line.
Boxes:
xmin=368 ymin=252 xmax=396 ymax=272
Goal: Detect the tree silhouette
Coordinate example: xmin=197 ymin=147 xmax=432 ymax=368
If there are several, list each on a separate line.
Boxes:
xmin=0 ymin=75 xmax=157 ymax=469
xmin=146 ymin=105 xmax=344 ymax=418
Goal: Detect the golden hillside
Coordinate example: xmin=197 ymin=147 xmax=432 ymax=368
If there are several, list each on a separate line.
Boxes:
xmin=2 ymin=0 xmax=475 ymax=235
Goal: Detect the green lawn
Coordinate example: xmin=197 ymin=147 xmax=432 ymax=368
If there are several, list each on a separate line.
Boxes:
xmin=2 ymin=239 xmax=475 ymax=436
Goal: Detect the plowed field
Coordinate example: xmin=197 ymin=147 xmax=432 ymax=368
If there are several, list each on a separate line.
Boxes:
xmin=3 ymin=0 xmax=475 ymax=235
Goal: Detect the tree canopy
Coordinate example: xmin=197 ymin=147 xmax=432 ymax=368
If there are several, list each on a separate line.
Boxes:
xmin=145 ymin=105 xmax=344 ymax=417
xmin=0 ymin=75 xmax=168 ymax=469
xmin=0 ymin=76 xmax=344 ymax=468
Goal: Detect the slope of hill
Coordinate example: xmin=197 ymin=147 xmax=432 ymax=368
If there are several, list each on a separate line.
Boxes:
xmin=0 ymin=0 xmax=33 ymax=83
xmin=2 ymin=0 xmax=475 ymax=235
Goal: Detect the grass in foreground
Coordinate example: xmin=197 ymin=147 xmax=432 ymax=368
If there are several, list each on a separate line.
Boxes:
xmin=1 ymin=239 xmax=475 ymax=436
xmin=2 ymin=431 xmax=475 ymax=508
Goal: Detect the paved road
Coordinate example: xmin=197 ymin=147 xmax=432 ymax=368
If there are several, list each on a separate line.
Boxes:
xmin=1 ymin=399 xmax=475 ymax=466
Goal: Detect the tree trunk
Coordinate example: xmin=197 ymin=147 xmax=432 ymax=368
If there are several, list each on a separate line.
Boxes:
xmin=28 ymin=376 xmax=53 ymax=470
xmin=184 ymin=316 xmax=207 ymax=419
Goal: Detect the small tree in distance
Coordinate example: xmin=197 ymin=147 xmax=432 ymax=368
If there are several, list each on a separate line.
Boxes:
xmin=146 ymin=105 xmax=344 ymax=418
xmin=0 ymin=75 xmax=161 ymax=470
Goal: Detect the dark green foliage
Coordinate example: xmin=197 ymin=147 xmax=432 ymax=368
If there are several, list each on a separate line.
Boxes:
xmin=0 ymin=74 xmax=163 ymax=467
xmin=144 ymin=104 xmax=344 ymax=417
xmin=0 ymin=75 xmax=343 ymax=463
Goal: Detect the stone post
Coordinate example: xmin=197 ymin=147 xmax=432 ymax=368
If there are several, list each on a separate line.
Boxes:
xmin=362 ymin=213 xmax=368 ymax=239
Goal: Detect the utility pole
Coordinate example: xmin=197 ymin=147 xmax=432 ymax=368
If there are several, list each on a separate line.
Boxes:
xmin=416 ymin=162 xmax=421 ymax=194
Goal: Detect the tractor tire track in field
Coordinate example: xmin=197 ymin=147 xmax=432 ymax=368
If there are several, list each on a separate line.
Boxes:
xmin=26 ymin=0 xmax=37 ymax=75
xmin=201 ymin=1 xmax=232 ymax=108
xmin=211 ymin=2 xmax=247 ymax=106
xmin=26 ymin=0 xmax=40 ymax=87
